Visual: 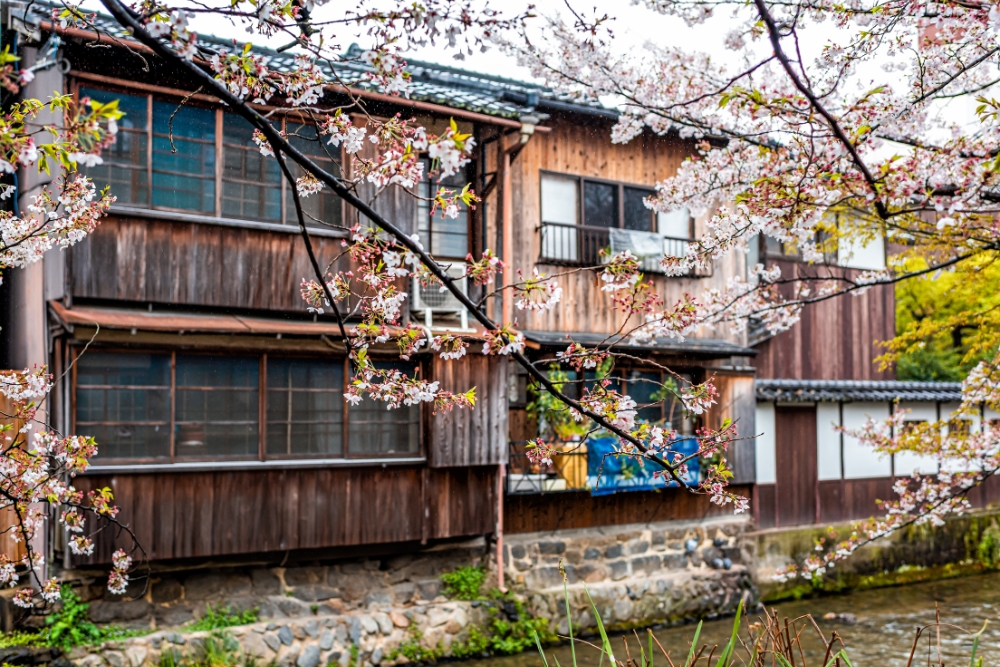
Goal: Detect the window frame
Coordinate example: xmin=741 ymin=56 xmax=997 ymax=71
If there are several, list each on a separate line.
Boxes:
xmin=538 ymin=170 xmax=694 ymax=239
xmin=71 ymin=346 xmax=424 ymax=465
xmin=72 ymin=76 xmax=346 ymax=229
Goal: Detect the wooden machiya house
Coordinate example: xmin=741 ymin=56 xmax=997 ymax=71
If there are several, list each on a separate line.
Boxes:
xmin=2 ymin=7 xmax=764 ymax=578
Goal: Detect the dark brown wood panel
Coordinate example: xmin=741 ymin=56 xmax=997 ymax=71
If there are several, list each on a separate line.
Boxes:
xmin=70 ymin=216 xmax=344 ymax=312
xmin=818 ymin=480 xmax=846 ymax=524
xmin=505 ymin=484 xmax=752 ymax=534
xmin=754 ymin=483 xmax=777 ymax=529
xmin=753 ymin=260 xmax=895 ymax=381
xmin=428 ymin=356 xmax=508 ymax=467
xmin=774 ymin=406 xmax=817 ymax=527
xmin=70 ymin=465 xmax=497 ymax=565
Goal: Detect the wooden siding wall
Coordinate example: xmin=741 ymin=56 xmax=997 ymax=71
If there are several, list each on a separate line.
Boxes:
xmin=704 ymin=372 xmax=756 ymax=484
xmin=753 ymin=259 xmax=895 ymax=380
xmin=506 ymin=485 xmax=752 ymax=534
xmin=69 ymin=465 xmax=497 ymax=565
xmin=757 ymin=476 xmax=1000 ymax=529
xmin=69 ymin=217 xmax=344 ymax=312
xmin=429 ymin=355 xmax=508 ymax=467
xmin=508 ymin=122 xmax=747 ymax=343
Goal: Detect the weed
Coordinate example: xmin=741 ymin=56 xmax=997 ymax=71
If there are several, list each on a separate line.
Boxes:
xmin=440 ymin=565 xmax=486 ymax=601
xmin=0 ymin=631 xmax=44 ymax=649
xmin=387 ymin=627 xmax=445 ymax=663
xmin=978 ymin=519 xmax=1000 ymax=567
xmin=156 ymin=630 xmax=276 ymax=667
xmin=186 ymin=604 xmax=259 ymax=633
xmin=345 ymin=643 xmax=360 ymax=667
xmin=41 ymin=586 xmax=149 ymax=650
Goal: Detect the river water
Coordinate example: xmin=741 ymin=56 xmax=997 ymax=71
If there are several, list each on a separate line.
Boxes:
xmin=466 ymin=573 xmax=1000 ymax=666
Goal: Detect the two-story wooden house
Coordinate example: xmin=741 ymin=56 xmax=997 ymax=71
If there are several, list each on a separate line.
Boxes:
xmin=0 ymin=5 xmax=767 ymax=633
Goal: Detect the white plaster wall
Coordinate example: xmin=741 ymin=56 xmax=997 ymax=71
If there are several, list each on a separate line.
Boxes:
xmin=816 ymin=403 xmax=842 ymax=480
xmin=842 ymin=402 xmax=892 ymax=479
xmin=755 ymin=403 xmax=776 ymax=484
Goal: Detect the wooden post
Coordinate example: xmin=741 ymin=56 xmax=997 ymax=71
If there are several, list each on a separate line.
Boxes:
xmin=496 ymin=463 xmax=507 ymax=592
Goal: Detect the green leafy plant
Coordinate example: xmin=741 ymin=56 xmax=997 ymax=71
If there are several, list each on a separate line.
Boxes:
xmin=187 ymin=604 xmax=259 ymax=632
xmin=440 ymin=565 xmax=486 ymax=601
xmin=450 ymin=592 xmax=556 ymax=658
xmin=386 ymin=627 xmax=445 ymax=663
xmin=977 ymin=519 xmax=1000 ymax=568
xmin=43 ymin=585 xmax=103 ymax=650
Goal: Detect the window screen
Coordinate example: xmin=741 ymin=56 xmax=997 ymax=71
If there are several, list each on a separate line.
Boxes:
xmin=266 ymin=358 xmax=343 ymax=456
xmin=222 ymin=115 xmax=282 ymax=222
xmin=79 ymin=87 xmax=149 ymax=206
xmin=76 ymin=352 xmax=171 ymax=459
xmin=151 ymin=100 xmax=215 ymax=212
xmin=175 ymin=355 xmax=259 ymax=457
xmin=347 ymin=362 xmax=420 ymax=456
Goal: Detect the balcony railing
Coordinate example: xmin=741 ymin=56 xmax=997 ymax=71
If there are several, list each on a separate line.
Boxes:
xmin=507 ymin=440 xmax=588 ymax=494
xmin=539 ymin=221 xmax=692 ymax=272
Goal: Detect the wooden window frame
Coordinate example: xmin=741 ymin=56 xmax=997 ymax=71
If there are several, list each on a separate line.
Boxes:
xmin=538 ymin=169 xmax=694 ymax=239
xmin=72 ymin=76 xmax=346 ymax=230
xmin=72 ymin=346 xmax=424 ymax=466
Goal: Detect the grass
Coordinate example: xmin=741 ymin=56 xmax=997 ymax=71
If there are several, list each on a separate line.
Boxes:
xmin=185 ymin=604 xmax=259 ymax=633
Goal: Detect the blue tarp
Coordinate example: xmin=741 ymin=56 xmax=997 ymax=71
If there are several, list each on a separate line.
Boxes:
xmin=586 ymin=435 xmax=700 ymax=496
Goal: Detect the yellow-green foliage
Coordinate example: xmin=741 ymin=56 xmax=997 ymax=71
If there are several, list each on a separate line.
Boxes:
xmin=889 ymin=256 xmax=1000 ymax=381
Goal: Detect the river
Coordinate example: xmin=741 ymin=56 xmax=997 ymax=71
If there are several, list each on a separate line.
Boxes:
xmin=466 ymin=573 xmax=1000 ymax=666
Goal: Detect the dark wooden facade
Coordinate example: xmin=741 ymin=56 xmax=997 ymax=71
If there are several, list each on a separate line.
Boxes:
xmin=752 ymin=259 xmax=895 ymax=381
xmin=71 ymin=465 xmax=497 ymax=565
xmin=505 ymin=485 xmax=753 ymax=534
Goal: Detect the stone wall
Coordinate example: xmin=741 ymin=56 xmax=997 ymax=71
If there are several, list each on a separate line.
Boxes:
xmin=504 ymin=516 xmax=756 ymax=633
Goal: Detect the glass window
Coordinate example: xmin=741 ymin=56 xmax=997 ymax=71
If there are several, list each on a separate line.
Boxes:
xmin=266 ymin=358 xmax=343 ymax=456
xmin=79 ymin=87 xmax=149 ymax=206
xmin=626 ymin=370 xmax=662 ymax=424
xmin=151 ymin=99 xmax=215 ymax=212
xmin=347 ymin=362 xmax=420 ymax=456
xmin=222 ymin=115 xmax=282 ymax=222
xmin=418 ymin=162 xmax=470 ymax=258
xmin=623 ymin=187 xmax=653 ymax=232
xmin=657 ymin=208 xmax=692 ymax=239
xmin=175 ymin=355 xmax=258 ymax=458
xmin=583 ymin=181 xmax=618 ymax=228
xmin=286 ymin=123 xmax=342 ymax=228
xmin=76 ymin=352 xmax=171 ymax=459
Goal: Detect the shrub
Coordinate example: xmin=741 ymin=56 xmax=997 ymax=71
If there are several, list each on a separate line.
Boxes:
xmin=440 ymin=565 xmax=486 ymax=601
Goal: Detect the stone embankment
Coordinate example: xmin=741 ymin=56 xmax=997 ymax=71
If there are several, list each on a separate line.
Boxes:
xmin=58 ymin=517 xmax=754 ymax=666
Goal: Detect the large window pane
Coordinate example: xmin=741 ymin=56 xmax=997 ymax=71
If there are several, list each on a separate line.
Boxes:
xmin=286 ymin=123 xmax=342 ymax=228
xmin=152 ymin=100 xmax=215 ymax=212
xmin=623 ymin=187 xmax=653 ymax=232
xmin=76 ymin=352 xmax=170 ymax=459
xmin=347 ymin=362 xmax=420 ymax=456
xmin=79 ymin=87 xmax=149 ymax=206
xmin=583 ymin=181 xmax=618 ymax=228
xmin=222 ymin=115 xmax=282 ymax=222
xmin=541 ymin=175 xmax=578 ymax=225
xmin=266 ymin=358 xmax=343 ymax=456
xmin=418 ymin=162 xmax=470 ymax=259
xmin=175 ymin=355 xmax=258 ymax=457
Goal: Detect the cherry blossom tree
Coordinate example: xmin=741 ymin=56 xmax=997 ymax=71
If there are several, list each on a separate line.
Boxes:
xmin=14 ymin=0 xmax=1000 ymax=597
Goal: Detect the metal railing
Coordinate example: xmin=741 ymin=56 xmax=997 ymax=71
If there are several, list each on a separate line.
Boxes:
xmin=539 ymin=221 xmax=692 ymax=272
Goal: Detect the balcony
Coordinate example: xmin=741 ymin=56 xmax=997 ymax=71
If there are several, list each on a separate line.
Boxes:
xmin=539 ymin=221 xmax=692 ymax=272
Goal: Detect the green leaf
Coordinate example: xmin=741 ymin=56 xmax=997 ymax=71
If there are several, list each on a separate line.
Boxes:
xmin=685 ymin=621 xmax=702 ymax=667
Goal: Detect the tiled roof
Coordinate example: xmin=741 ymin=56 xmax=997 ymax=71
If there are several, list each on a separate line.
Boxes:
xmin=27 ymin=3 xmax=612 ymax=120
xmin=756 ymin=379 xmax=963 ymax=403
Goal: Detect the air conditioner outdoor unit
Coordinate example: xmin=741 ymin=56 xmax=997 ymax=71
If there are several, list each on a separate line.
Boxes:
xmin=412 ymin=262 xmax=471 ymax=330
